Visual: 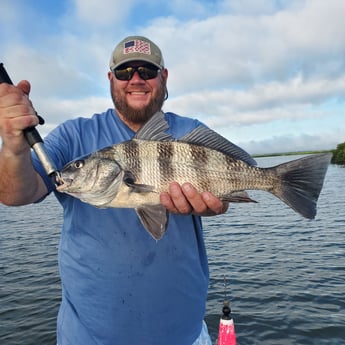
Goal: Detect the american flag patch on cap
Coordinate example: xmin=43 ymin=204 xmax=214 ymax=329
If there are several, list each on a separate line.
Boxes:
xmin=124 ymin=39 xmax=151 ymax=55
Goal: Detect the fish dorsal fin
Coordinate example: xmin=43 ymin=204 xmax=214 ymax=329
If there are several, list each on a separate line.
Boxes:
xmin=180 ymin=125 xmax=257 ymax=166
xmin=134 ymin=111 xmax=173 ymax=141
xmin=134 ymin=111 xmax=256 ymax=165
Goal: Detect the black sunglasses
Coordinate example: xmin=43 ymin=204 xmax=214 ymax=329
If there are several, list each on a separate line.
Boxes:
xmin=113 ymin=64 xmax=160 ymax=81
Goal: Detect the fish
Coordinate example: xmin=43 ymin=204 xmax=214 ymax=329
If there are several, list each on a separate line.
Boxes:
xmin=56 ymin=111 xmax=332 ymax=240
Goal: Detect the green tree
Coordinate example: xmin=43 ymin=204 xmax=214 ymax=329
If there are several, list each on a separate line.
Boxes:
xmin=332 ymin=142 xmax=345 ymax=165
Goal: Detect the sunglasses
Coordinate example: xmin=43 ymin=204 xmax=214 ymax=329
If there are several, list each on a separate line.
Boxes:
xmin=113 ymin=64 xmax=161 ymax=81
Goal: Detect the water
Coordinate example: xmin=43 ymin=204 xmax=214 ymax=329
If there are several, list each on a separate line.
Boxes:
xmin=1 ymin=156 xmax=344 ymax=344
xmin=1 ymin=197 xmax=62 ymax=344
xmin=204 ymin=156 xmax=345 ymax=344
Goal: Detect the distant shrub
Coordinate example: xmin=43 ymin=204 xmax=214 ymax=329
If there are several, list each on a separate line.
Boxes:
xmin=332 ymin=142 xmax=345 ymax=165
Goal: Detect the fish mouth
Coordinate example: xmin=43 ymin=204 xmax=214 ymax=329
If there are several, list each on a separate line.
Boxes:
xmin=56 ymin=177 xmax=73 ymax=191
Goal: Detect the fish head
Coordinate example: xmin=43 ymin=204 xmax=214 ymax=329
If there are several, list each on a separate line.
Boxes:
xmin=56 ymin=152 xmax=124 ymax=206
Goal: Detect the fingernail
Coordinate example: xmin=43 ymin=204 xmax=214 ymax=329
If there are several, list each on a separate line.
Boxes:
xmin=203 ymin=192 xmax=210 ymax=201
xmin=183 ymin=183 xmax=192 ymax=192
xmin=170 ymin=182 xmax=179 ymax=194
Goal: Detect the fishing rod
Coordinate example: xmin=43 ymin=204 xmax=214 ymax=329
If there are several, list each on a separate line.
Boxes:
xmin=0 ymin=63 xmax=60 ymax=183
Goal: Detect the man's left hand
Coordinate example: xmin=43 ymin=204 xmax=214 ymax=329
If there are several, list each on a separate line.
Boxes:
xmin=160 ymin=182 xmax=229 ymax=217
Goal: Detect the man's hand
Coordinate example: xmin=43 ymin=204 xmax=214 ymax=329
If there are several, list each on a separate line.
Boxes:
xmin=160 ymin=182 xmax=229 ymax=217
xmin=0 ymin=80 xmax=39 ymax=155
xmin=0 ymin=80 xmax=47 ymax=206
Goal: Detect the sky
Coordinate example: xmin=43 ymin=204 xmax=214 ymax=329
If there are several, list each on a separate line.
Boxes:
xmin=1 ymin=0 xmax=344 ymax=155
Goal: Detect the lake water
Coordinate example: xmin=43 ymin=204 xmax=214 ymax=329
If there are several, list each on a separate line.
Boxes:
xmin=1 ymin=155 xmax=344 ymax=344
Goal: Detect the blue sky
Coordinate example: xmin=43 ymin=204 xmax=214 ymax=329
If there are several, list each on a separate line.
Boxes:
xmin=1 ymin=0 xmax=344 ymax=154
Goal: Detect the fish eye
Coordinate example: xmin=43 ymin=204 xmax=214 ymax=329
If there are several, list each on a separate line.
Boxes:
xmin=74 ymin=160 xmax=84 ymax=169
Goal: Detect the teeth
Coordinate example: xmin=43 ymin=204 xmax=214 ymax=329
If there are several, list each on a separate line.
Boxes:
xmin=130 ymin=92 xmax=146 ymax=95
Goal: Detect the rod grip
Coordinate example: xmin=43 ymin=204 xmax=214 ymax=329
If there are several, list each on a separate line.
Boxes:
xmin=0 ymin=63 xmax=58 ymax=179
xmin=0 ymin=63 xmax=45 ymax=145
xmin=0 ymin=63 xmax=13 ymax=84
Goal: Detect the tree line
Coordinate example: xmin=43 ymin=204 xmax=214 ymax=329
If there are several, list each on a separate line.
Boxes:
xmin=331 ymin=142 xmax=345 ymax=165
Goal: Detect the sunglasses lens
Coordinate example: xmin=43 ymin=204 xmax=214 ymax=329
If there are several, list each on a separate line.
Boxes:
xmin=114 ymin=65 xmax=159 ymax=81
xmin=114 ymin=67 xmax=134 ymax=80
xmin=137 ymin=66 xmax=159 ymax=80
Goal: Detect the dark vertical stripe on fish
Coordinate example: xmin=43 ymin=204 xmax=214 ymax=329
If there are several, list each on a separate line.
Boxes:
xmin=157 ymin=142 xmax=175 ymax=187
xmin=190 ymin=144 xmax=209 ymax=164
xmin=124 ymin=140 xmax=142 ymax=178
xmin=190 ymin=145 xmax=213 ymax=192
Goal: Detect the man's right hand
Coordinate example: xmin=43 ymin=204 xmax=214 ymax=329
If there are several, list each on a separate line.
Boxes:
xmin=0 ymin=80 xmax=39 ymax=156
xmin=0 ymin=80 xmax=47 ymax=206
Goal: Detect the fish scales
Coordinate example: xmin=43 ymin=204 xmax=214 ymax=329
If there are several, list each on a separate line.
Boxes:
xmin=121 ymin=140 xmax=142 ymax=178
xmin=157 ymin=141 xmax=175 ymax=191
xmin=122 ymin=141 xmax=200 ymax=191
xmin=56 ymin=111 xmax=331 ymax=239
xmin=189 ymin=145 xmax=213 ymax=193
xmin=115 ymin=140 xmax=277 ymax=197
xmin=137 ymin=141 xmax=173 ymax=188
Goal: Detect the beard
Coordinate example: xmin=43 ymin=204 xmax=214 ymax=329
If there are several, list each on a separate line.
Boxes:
xmin=111 ymin=78 xmax=167 ymax=125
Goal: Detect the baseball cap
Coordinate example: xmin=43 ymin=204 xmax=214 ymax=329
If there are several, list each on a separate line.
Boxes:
xmin=109 ymin=36 xmax=165 ymax=70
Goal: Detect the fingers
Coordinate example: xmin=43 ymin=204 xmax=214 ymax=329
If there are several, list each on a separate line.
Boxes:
xmin=0 ymin=81 xmax=38 ymax=153
xmin=17 ymin=80 xmax=31 ymax=95
xmin=160 ymin=182 xmax=229 ymax=216
xmin=160 ymin=182 xmax=192 ymax=214
xmin=0 ymin=80 xmax=30 ymax=97
xmin=0 ymin=81 xmax=37 ymax=126
xmin=181 ymin=183 xmax=207 ymax=214
xmin=200 ymin=191 xmax=229 ymax=216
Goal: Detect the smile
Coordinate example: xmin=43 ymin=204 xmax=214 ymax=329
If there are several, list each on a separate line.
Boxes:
xmin=128 ymin=91 xmax=149 ymax=95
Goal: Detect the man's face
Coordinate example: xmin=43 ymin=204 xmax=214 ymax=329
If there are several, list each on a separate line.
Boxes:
xmin=108 ymin=61 xmax=168 ymax=129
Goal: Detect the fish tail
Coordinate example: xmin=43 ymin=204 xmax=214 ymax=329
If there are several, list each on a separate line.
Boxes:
xmin=271 ymin=153 xmax=332 ymax=219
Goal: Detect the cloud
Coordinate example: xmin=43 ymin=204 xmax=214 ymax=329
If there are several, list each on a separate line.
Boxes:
xmin=165 ymin=74 xmax=345 ymax=125
xmin=219 ymin=0 xmax=293 ymax=15
xmin=1 ymin=0 xmax=344 ymax=154
xmin=242 ymin=130 xmax=344 ymax=156
xmin=145 ymin=0 xmax=345 ymax=95
xmin=167 ymin=0 xmax=216 ymax=18
xmin=71 ymin=0 xmax=135 ymax=27
xmin=0 ymin=1 xmax=19 ymax=25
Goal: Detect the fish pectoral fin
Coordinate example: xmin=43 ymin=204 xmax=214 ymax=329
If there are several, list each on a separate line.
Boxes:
xmin=222 ymin=191 xmax=258 ymax=203
xmin=128 ymin=183 xmax=155 ymax=193
xmin=123 ymin=171 xmax=155 ymax=193
xmin=136 ymin=205 xmax=169 ymax=240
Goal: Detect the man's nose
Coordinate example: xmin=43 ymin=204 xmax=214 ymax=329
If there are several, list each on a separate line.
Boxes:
xmin=130 ymin=71 xmax=145 ymax=82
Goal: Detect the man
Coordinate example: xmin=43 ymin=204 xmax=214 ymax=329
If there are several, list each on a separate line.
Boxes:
xmin=0 ymin=36 xmax=228 ymax=345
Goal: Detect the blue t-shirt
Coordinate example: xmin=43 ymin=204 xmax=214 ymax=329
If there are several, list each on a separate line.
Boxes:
xmin=32 ymin=109 xmax=209 ymax=345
